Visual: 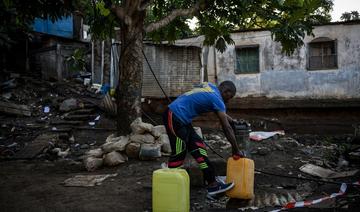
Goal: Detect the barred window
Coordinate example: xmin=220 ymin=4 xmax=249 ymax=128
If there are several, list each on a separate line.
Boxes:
xmin=308 ymin=38 xmax=337 ymax=70
xmin=235 ymin=45 xmax=259 ymax=74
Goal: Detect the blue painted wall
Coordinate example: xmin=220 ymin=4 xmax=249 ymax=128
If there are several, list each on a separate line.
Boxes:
xmin=33 ymin=16 xmax=73 ymax=38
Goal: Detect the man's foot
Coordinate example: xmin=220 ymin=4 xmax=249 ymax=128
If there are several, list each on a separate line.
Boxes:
xmin=207 ymin=181 xmax=235 ymax=196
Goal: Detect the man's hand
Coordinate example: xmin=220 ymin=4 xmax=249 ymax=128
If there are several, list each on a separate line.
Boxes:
xmin=232 ymin=150 xmax=246 ymax=160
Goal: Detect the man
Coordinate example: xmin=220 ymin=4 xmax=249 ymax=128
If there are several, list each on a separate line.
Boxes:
xmin=162 ymin=80 xmax=243 ymax=196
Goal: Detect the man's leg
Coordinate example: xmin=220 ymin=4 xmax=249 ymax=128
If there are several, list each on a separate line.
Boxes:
xmin=162 ymin=109 xmax=188 ymax=168
xmin=188 ymin=127 xmax=235 ymax=195
xmin=187 ymin=127 xmax=216 ymax=184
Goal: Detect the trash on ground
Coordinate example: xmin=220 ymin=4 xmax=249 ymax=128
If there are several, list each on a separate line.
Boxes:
xmin=299 ymin=163 xmax=359 ymax=178
xmin=250 ymin=130 xmax=285 ymax=141
xmin=63 ymin=173 xmax=118 ymax=187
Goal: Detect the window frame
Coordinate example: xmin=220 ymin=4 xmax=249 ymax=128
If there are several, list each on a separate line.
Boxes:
xmin=234 ymin=44 xmax=260 ymax=74
xmin=307 ymin=38 xmax=338 ymax=71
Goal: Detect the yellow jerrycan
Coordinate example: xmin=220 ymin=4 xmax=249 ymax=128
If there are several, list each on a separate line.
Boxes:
xmin=226 ymin=157 xmax=255 ymax=199
xmin=152 ymin=168 xmax=190 ymax=212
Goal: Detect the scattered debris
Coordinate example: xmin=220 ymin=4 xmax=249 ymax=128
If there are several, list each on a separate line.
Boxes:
xmin=103 ymin=151 xmax=128 ymax=166
xmin=250 ymin=130 xmax=285 ymax=141
xmin=299 ymin=163 xmax=359 ymax=178
xmin=63 ymin=173 xmax=118 ymax=187
xmin=84 ymin=157 xmax=103 ymax=172
xmin=139 ymin=143 xmax=162 ymax=160
xmin=0 ymin=101 xmax=31 ymax=116
xmin=13 ymin=133 xmax=57 ymax=159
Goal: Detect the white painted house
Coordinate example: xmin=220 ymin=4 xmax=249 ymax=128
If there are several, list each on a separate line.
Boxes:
xmin=175 ymin=20 xmax=360 ymax=101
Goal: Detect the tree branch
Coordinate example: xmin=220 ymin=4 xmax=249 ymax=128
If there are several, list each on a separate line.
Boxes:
xmin=145 ymin=3 xmax=200 ymax=33
xmin=138 ymin=0 xmax=153 ymax=11
xmin=111 ymin=5 xmax=132 ymax=26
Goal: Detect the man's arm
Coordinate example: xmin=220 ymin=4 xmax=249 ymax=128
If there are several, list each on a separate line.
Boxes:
xmin=215 ymin=111 xmax=242 ymax=157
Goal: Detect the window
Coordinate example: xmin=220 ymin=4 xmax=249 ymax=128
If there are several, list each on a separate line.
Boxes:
xmin=308 ymin=38 xmax=337 ymax=70
xmin=235 ymin=46 xmax=259 ymax=74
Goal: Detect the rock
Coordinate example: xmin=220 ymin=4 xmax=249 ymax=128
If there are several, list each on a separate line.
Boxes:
xmin=139 ymin=144 xmax=162 ymax=160
xmin=59 ymin=98 xmax=78 ymax=112
xmin=275 ymin=144 xmax=284 ymax=151
xmin=130 ymin=133 xmax=155 ymax=144
xmin=103 ymin=151 xmax=128 ymax=166
xmin=125 ymin=142 xmax=141 ymax=159
xmin=156 ymin=134 xmax=171 ymax=153
xmin=193 ymin=127 xmax=203 ymax=139
xmin=151 ymin=125 xmax=167 ymax=138
xmin=80 ymin=144 xmax=89 ymax=149
xmin=130 ymin=118 xmax=153 ymax=134
xmin=105 ymin=134 xmax=116 ymax=143
xmin=85 ymin=148 xmax=103 ymax=158
xmin=257 ymin=147 xmax=270 ymax=155
xmin=84 ymin=157 xmax=103 ymax=172
xmin=102 ymin=136 xmax=130 ymax=153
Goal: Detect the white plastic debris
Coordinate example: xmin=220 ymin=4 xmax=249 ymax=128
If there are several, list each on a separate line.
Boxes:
xmin=249 ymin=130 xmax=285 ymax=141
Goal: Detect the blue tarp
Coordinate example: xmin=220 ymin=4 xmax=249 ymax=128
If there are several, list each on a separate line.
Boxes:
xmin=33 ymin=16 xmax=73 ymax=38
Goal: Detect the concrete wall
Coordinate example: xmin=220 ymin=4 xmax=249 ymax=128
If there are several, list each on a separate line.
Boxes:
xmin=209 ymin=22 xmax=360 ymax=99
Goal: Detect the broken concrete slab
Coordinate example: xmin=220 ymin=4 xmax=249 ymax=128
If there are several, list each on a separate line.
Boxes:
xmin=12 ymin=133 xmax=57 ymax=159
xmin=63 ymin=173 xmax=118 ymax=187
xmin=299 ymin=163 xmax=359 ymax=178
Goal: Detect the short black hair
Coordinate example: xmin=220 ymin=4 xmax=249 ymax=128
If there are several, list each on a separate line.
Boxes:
xmin=219 ymin=80 xmax=236 ymax=94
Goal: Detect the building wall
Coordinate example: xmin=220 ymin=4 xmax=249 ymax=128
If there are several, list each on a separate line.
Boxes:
xmin=142 ymin=45 xmax=202 ymax=97
xmin=211 ymin=22 xmax=360 ymax=99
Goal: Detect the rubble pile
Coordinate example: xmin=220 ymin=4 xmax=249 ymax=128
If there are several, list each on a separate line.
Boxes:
xmin=0 ymin=75 xmax=103 ymax=160
xmin=83 ymin=117 xmax=181 ymax=171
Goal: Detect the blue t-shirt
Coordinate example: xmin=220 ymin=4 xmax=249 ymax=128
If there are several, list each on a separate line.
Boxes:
xmin=169 ymin=82 xmax=226 ymax=124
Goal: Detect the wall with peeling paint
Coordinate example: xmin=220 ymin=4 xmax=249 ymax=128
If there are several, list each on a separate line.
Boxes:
xmin=207 ymin=22 xmax=360 ymax=99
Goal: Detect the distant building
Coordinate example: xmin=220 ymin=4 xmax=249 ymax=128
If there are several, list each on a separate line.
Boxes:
xmin=174 ymin=21 xmax=360 ymax=101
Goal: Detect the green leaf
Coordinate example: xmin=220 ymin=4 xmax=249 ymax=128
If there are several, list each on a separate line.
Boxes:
xmin=96 ymin=1 xmax=110 ymax=17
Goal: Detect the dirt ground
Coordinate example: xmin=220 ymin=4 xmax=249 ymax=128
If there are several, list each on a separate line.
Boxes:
xmin=1 ymin=77 xmax=360 ymax=212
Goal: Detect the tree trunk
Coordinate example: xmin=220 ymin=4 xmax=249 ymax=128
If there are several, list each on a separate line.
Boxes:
xmin=116 ymin=13 xmax=145 ymax=135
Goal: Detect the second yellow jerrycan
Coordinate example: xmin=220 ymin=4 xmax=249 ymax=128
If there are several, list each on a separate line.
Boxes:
xmin=226 ymin=157 xmax=255 ymax=199
xmin=152 ymin=168 xmax=190 ymax=212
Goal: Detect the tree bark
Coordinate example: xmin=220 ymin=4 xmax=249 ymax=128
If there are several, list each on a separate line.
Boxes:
xmin=116 ymin=11 xmax=145 ymax=135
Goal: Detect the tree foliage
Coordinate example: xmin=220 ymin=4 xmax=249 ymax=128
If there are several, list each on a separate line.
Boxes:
xmin=340 ymin=11 xmax=360 ymax=21
xmin=85 ymin=0 xmax=333 ymax=55
xmin=0 ymin=0 xmax=75 ymax=47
